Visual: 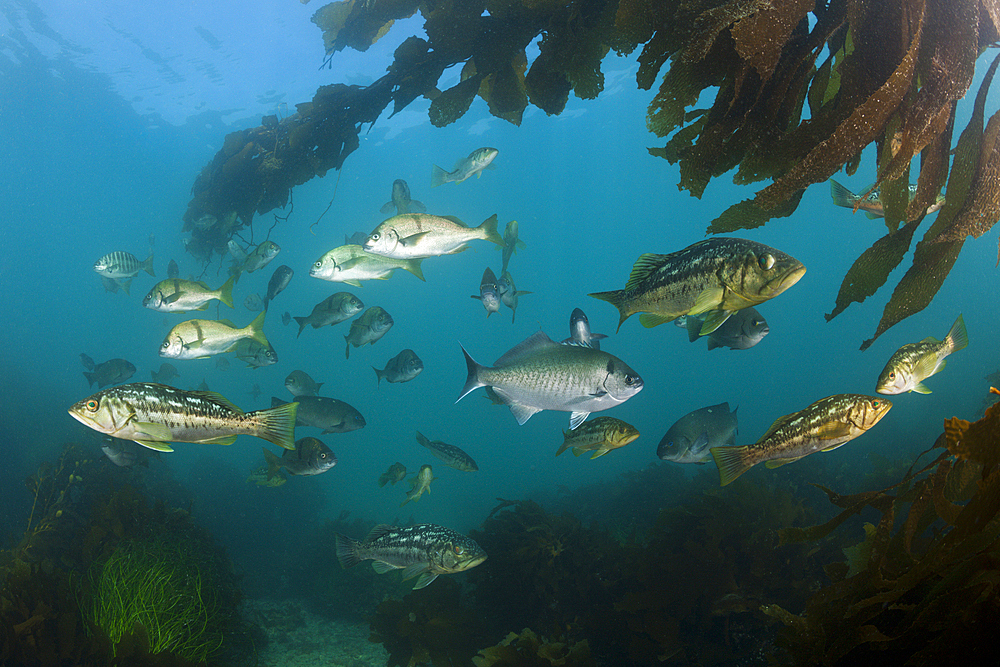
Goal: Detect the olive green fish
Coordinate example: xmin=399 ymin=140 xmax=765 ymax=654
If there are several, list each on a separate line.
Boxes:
xmin=431 ymin=147 xmax=498 ymax=187
xmin=335 ymin=523 xmax=486 ymax=589
xmin=401 ymin=464 xmax=436 ymax=505
xmin=556 ymin=416 xmax=639 ymax=459
xmin=415 ymin=431 xmax=478 ymax=471
xmin=248 ymin=465 xmax=287 ymax=487
xmin=710 ymin=394 xmax=892 ymax=486
xmin=68 ymin=382 xmax=298 ymax=453
xmin=378 ymin=462 xmax=407 ymax=487
xmin=589 ymin=238 xmax=805 ymax=335
xmin=876 ymin=314 xmax=968 ymax=395
xmin=363 ymin=213 xmax=504 ymax=259
xmin=142 ymin=275 xmax=236 ymax=312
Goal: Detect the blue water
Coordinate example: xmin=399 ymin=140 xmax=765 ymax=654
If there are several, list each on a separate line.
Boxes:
xmin=2 ymin=0 xmax=999 ymax=624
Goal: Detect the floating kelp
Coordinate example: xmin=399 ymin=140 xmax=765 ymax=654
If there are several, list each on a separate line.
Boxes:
xmin=474 ymin=627 xmax=595 ymax=667
xmin=765 ymin=389 xmax=1000 ymax=665
xmin=182 ymin=1 xmax=998 ymax=340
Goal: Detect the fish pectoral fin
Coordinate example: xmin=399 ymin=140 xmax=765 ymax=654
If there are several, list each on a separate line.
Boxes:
xmin=815 ymin=421 xmax=854 ymax=440
xmin=400 ymin=232 xmax=430 ymax=247
xmin=507 ymin=401 xmax=542 ymax=425
xmin=132 ymin=422 xmax=173 ymax=441
xmin=690 ymin=286 xmax=725 ymax=316
xmin=195 ymin=435 xmax=238 ymax=446
xmin=690 ymin=432 xmax=711 ymax=455
xmin=588 ymin=389 xmax=608 ymax=398
xmin=372 ymin=561 xmax=400 ymax=574
xmin=764 ymin=457 xmax=802 ymax=469
xmin=699 ymin=310 xmax=733 ymax=335
xmin=913 ymin=355 xmax=942 ymax=381
xmin=134 ymin=439 xmax=174 ymax=453
xmin=911 ymin=382 xmax=933 ymax=394
xmin=399 ymin=563 xmax=430 ymax=581
xmin=590 ymin=448 xmax=611 ymax=459
xmin=639 ymin=313 xmax=675 ymax=328
xmin=569 ymin=411 xmax=590 ymax=430
xmin=820 ymin=441 xmax=851 ymax=453
xmin=412 ymin=572 xmax=439 ymax=589
xmin=864 ymin=210 xmax=880 ymax=219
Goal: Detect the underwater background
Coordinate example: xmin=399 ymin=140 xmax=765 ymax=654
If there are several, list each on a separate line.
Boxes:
xmin=3 ymin=1 xmax=1000 ymax=665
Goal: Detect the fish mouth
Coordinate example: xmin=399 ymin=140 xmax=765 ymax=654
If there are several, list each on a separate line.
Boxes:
xmin=763 ymin=263 xmax=806 ymax=296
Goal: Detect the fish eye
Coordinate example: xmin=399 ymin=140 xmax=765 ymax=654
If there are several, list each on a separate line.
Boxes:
xmin=888 ymin=371 xmax=895 ymax=380
xmin=161 ymin=340 xmax=170 ymax=349
xmin=313 ymin=261 xmax=322 ymax=269
xmin=453 ymin=545 xmax=464 ymax=555
xmin=624 ymin=374 xmax=637 ymax=385
xmin=759 ymin=254 xmax=776 ymax=270
xmin=86 ymin=399 xmax=99 ymax=412
xmin=370 ymin=233 xmax=380 ymax=241
xmin=871 ymin=400 xmax=881 ymax=408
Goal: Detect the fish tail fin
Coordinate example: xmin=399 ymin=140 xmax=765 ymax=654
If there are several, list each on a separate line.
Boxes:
xmin=431 ymin=164 xmax=449 ymax=187
xmin=334 ymin=533 xmax=362 ymax=568
xmin=556 ymin=432 xmax=571 ymax=456
xmin=344 ymin=335 xmax=351 ymax=360
xmin=945 ymin=314 xmax=968 ymax=354
xmin=247 ymin=310 xmax=269 ymax=347
xmin=373 ymin=366 xmax=384 ymax=386
xmin=377 ymin=473 xmax=389 ymax=487
xmin=293 ymin=316 xmax=308 ymax=338
xmin=829 ymin=179 xmax=857 ymax=209
xmin=119 ymin=278 xmax=132 ymax=296
xmin=710 ymin=446 xmax=755 ymax=487
xmin=405 ymin=258 xmax=426 ymax=281
xmin=479 ymin=214 xmax=504 ymax=247
xmin=415 ymin=431 xmax=430 ymax=448
xmin=217 ymin=274 xmax=236 ymax=309
xmin=83 ymin=372 xmax=96 ymax=387
xmin=142 ymin=253 xmax=155 ymax=276
xmin=456 ymin=344 xmax=487 ymax=402
xmin=251 ymin=401 xmax=298 ymax=450
xmin=262 ymin=447 xmax=283 ymax=479
xmin=588 ymin=290 xmax=628 ymax=332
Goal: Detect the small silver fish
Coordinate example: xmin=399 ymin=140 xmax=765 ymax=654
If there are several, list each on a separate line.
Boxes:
xmin=561 ymin=308 xmax=607 ymax=349
xmin=431 ymin=147 xmax=499 ymax=187
xmin=471 ymin=267 xmax=501 ymax=317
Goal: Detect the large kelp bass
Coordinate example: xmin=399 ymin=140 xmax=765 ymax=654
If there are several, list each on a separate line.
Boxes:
xmin=589 ymin=238 xmax=805 ymax=335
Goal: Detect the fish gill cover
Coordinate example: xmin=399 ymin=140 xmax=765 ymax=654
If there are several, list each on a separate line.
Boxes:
xmin=184 ymin=0 xmax=1000 ymax=345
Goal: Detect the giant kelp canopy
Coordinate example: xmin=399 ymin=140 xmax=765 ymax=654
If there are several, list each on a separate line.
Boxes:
xmin=185 ymin=0 xmax=1000 ymax=345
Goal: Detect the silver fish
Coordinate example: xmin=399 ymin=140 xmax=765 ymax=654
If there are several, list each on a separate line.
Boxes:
xmin=363 ymin=213 xmax=504 ymax=259
xmin=94 ymin=251 xmax=155 ymax=280
xmin=380 ymin=179 xmax=426 ymax=215
xmin=471 ymin=267 xmax=501 ymax=317
xmin=497 ymin=270 xmax=530 ymax=323
xmin=243 ymin=240 xmax=280 ymax=273
xmin=431 ymin=147 xmax=499 ymax=187
xmin=457 ymin=330 xmax=644 ymax=429
xmin=561 ymin=308 xmax=607 ymax=349
xmin=657 ymin=402 xmax=738 ymax=464
xmin=499 ymin=219 xmax=525 ymax=274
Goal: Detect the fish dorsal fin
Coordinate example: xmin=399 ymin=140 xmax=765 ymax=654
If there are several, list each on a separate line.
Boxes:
xmin=760 ymin=412 xmax=797 ymax=440
xmin=188 ymin=390 xmax=245 ymax=414
xmin=217 ymin=319 xmax=236 ymax=328
xmin=493 ymin=331 xmax=558 ymax=366
xmin=918 ymin=336 xmax=940 ymax=344
xmin=814 ymin=421 xmax=854 ymax=440
xmin=639 ymin=313 xmax=675 ymax=328
xmin=624 ymin=254 xmax=669 ymax=292
xmin=441 ymin=215 xmax=468 ymax=227
xmin=365 ymin=524 xmax=396 ymax=542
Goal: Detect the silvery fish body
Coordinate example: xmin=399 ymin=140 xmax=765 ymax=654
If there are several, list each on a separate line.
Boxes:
xmin=310 ymin=244 xmax=425 ymax=286
xmin=658 ymin=402 xmax=738 ymax=464
xmin=335 ymin=523 xmax=487 ymax=589
xmin=472 ymin=267 xmax=501 ymax=317
xmin=94 ymin=251 xmax=155 ymax=280
xmin=159 ymin=311 xmax=268 ymax=360
xmin=68 ymin=382 xmax=298 ymax=452
xmin=497 ymin=271 xmax=530 ymax=323
xmin=373 ymin=349 xmax=424 ymax=385
xmin=243 ymin=240 xmax=280 ymax=273
xmin=499 ymin=219 xmax=525 ymax=274
xmin=561 ymin=307 xmax=607 ymax=349
xmin=457 ymin=330 xmax=644 ymax=429
xmin=363 ymin=213 xmax=504 ymax=259
xmin=415 ymin=431 xmax=478 ymax=471
xmin=380 ymin=179 xmax=426 ymax=215
xmin=589 ymin=238 xmax=805 ymax=336
xmin=142 ymin=276 xmax=236 ymax=312
xmin=431 ymin=147 xmax=499 ymax=187
xmin=710 ymin=394 xmax=892 ymax=486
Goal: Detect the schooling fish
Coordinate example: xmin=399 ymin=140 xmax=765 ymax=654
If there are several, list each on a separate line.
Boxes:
xmin=497 ymin=270 xmax=530 ymax=323
xmin=710 ymin=394 xmax=892 ymax=486
xmin=876 ymin=314 xmax=968 ymax=395
xmin=159 ymin=311 xmax=269 ymax=360
xmin=373 ymin=349 xmax=424 ymax=385
xmin=430 ymin=147 xmax=498 ymax=187
xmin=68 ymin=382 xmax=298 ymax=453
xmin=589 ymin=238 xmax=805 ymax=336
xmin=285 ymin=370 xmax=324 ymax=397
xmin=334 ymin=523 xmax=487 ymax=589
xmin=263 ymin=265 xmax=294 ymax=309
xmin=380 ymin=179 xmax=426 ymax=215
xmin=471 ymin=267 xmax=501 ymax=317
xmin=344 ymin=307 xmax=393 ymax=359
xmin=457 ymin=330 xmax=643 ymax=429
xmin=378 ymin=462 xmax=407 ymax=487
xmin=94 ymin=250 xmax=155 ymax=280
xmin=499 ymin=219 xmax=525 ymax=274
xmin=561 ymin=308 xmax=607 ymax=350
xmin=82 ymin=357 xmax=136 ymax=389
xmin=293 ymin=292 xmax=365 ymax=337
xmin=310 ymin=244 xmax=425 ymax=286
xmin=242 ymin=240 xmax=280 ymax=273
xmin=401 ymin=465 xmax=436 ymax=506
xmin=142 ymin=276 xmax=236 ymax=313
xmin=262 ymin=437 xmax=336 ymax=478
xmin=363 ymin=213 xmax=504 ymax=259
xmin=272 ymin=396 xmax=366 ymax=434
